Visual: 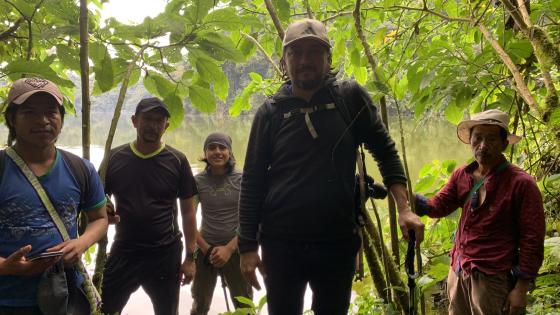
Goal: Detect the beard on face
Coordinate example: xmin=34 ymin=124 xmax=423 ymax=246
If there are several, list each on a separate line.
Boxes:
xmin=292 ymin=68 xmax=327 ymax=91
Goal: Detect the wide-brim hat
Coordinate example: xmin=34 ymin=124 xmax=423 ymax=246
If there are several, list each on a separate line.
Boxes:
xmin=282 ymin=18 xmax=331 ymax=49
xmin=7 ymin=77 xmax=63 ymax=106
xmin=457 ymin=109 xmax=522 ymax=144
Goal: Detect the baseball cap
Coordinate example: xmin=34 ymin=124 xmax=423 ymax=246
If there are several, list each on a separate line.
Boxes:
xmin=203 ymin=132 xmax=232 ymax=151
xmin=135 ymin=97 xmax=171 ymax=117
xmin=282 ymin=18 xmax=331 ymax=49
xmin=7 ymin=77 xmax=63 ymax=105
xmin=457 ymin=109 xmax=522 ymax=144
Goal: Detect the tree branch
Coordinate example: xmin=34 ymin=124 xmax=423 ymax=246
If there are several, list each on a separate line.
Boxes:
xmin=0 ymin=18 xmax=24 ymax=41
xmin=264 ymin=0 xmax=284 ymax=41
xmin=304 ymin=0 xmax=314 ymax=19
xmin=516 ymin=0 xmax=533 ymax=28
xmin=241 ymin=32 xmax=282 ymax=77
xmin=477 ymin=23 xmax=539 ymax=114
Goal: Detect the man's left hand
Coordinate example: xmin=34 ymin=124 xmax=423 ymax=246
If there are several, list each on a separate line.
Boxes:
xmin=504 ymin=283 xmax=528 ymax=315
xmin=398 ymin=209 xmax=424 ymax=246
xmin=210 ymin=246 xmax=233 ymax=268
xmin=180 ymin=259 xmax=196 ymax=285
xmin=47 ymin=239 xmax=87 ymax=266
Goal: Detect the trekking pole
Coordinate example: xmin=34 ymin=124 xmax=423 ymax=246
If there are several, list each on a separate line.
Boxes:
xmin=218 ymin=269 xmax=231 ymax=312
xmin=405 ymin=230 xmax=417 ymax=315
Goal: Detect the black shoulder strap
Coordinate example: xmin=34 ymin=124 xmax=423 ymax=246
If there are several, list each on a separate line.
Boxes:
xmin=0 ymin=150 xmax=5 ymax=181
xmin=59 ymin=149 xmax=90 ymax=206
xmin=264 ymin=98 xmax=281 ymax=160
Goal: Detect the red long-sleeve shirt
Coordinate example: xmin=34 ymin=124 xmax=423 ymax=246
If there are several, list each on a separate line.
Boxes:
xmin=420 ymin=156 xmax=545 ymax=279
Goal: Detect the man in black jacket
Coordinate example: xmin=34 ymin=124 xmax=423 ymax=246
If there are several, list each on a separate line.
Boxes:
xmin=238 ymin=18 xmax=424 ymax=315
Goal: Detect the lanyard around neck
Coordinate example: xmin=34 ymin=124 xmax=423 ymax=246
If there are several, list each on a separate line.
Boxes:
xmin=467 ymin=160 xmax=510 ymax=199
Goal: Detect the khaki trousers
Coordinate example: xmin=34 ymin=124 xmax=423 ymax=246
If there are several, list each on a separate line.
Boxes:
xmin=447 ymin=268 xmax=512 ymax=315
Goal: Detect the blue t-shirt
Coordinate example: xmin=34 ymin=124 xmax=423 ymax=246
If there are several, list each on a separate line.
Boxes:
xmin=0 ymin=149 xmax=106 ymax=307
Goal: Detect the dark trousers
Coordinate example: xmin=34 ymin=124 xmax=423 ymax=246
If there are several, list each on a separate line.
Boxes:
xmin=261 ymin=234 xmax=361 ymax=315
xmin=101 ymin=242 xmax=182 ymax=315
xmin=190 ymin=251 xmax=253 ymax=315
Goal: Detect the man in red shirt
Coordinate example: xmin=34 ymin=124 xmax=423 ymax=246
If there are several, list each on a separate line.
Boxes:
xmin=415 ymin=109 xmax=545 ymax=315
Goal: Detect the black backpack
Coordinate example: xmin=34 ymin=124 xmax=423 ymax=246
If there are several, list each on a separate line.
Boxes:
xmin=0 ymin=149 xmax=91 ymax=206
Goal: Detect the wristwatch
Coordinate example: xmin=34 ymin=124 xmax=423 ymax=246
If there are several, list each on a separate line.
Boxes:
xmin=185 ymin=251 xmax=197 ymax=261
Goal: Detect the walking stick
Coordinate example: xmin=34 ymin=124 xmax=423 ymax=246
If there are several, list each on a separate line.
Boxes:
xmin=218 ymin=269 xmax=231 ymax=312
xmin=405 ymin=230 xmax=418 ymax=315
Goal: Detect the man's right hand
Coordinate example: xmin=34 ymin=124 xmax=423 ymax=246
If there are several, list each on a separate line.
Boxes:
xmin=0 ymin=245 xmax=58 ymax=276
xmin=240 ymin=250 xmax=264 ymax=290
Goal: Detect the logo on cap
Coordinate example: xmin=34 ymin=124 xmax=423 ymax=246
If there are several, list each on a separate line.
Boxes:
xmin=24 ymin=78 xmax=49 ymax=89
xmin=301 ymin=26 xmax=317 ymax=35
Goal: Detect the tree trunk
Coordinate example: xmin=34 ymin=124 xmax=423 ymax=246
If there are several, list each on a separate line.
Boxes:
xmin=93 ymin=47 xmax=146 ymax=288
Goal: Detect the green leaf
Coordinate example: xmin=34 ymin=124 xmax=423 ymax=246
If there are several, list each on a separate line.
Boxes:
xmin=194 ymin=57 xmax=229 ymax=101
xmin=395 ymin=76 xmax=408 ymax=101
xmin=143 ymin=72 xmax=176 ymax=98
xmin=188 ymin=84 xmax=216 ymax=113
xmin=371 ymin=81 xmax=390 ymax=94
xmin=353 ymin=66 xmax=367 ymax=85
xmin=195 ymin=32 xmax=246 ymax=62
xmin=373 ymin=26 xmax=387 ymax=49
xmin=444 ymin=104 xmax=464 ymax=125
xmin=162 ymin=94 xmax=184 ymax=130
xmin=202 ymin=7 xmax=242 ymax=31
xmin=4 ymin=60 xmax=74 ymax=88
xmin=414 ymin=175 xmax=436 ymax=193
xmin=90 ymin=43 xmax=114 ymax=93
xmin=507 ymin=39 xmax=533 ymax=61
xmin=273 ymin=0 xmax=291 ymax=22
xmin=56 ymin=45 xmax=80 ymax=71
xmin=442 ymin=160 xmax=458 ymax=175
xmin=185 ymin=0 xmax=214 ymax=24
xmin=239 ymin=36 xmax=257 ymax=57
xmin=248 ymin=72 xmax=263 ymax=83
xmin=350 ymin=47 xmax=361 ymax=68
xmin=407 ymin=64 xmax=423 ymax=94
xmin=234 ymin=296 xmax=255 ymax=308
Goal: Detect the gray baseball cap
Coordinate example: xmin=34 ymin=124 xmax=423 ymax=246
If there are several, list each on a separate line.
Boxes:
xmin=282 ymin=18 xmax=331 ymax=49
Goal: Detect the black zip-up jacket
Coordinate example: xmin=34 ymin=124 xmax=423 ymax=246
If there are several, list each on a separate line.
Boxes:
xmin=238 ymin=78 xmax=406 ymax=253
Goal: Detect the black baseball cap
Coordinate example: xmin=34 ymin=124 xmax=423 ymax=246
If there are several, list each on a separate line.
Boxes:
xmin=135 ymin=97 xmax=170 ymax=117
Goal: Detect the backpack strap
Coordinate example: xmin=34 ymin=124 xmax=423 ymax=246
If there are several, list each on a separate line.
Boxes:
xmin=0 ymin=150 xmax=5 ymax=182
xmin=59 ymin=149 xmax=90 ymax=208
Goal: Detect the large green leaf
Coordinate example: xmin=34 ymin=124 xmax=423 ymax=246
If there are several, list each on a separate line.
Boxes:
xmin=143 ymin=72 xmax=177 ymax=99
xmin=202 ymin=7 xmax=243 ymax=31
xmin=185 ymin=0 xmax=214 ymax=24
xmin=162 ymin=94 xmax=184 ymax=130
xmin=273 ymin=0 xmax=291 ymax=22
xmin=90 ymin=42 xmax=114 ymax=93
xmin=444 ymin=103 xmax=464 ymax=125
xmin=507 ymin=40 xmax=533 ymax=62
xmin=193 ymin=56 xmax=229 ymax=101
xmin=4 ymin=60 xmax=74 ymax=88
xmin=195 ymin=32 xmax=246 ymax=63
xmin=188 ymin=84 xmax=216 ymax=113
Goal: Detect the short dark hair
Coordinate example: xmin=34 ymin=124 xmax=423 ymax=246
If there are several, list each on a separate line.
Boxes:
xmin=3 ymin=96 xmax=65 ymax=142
